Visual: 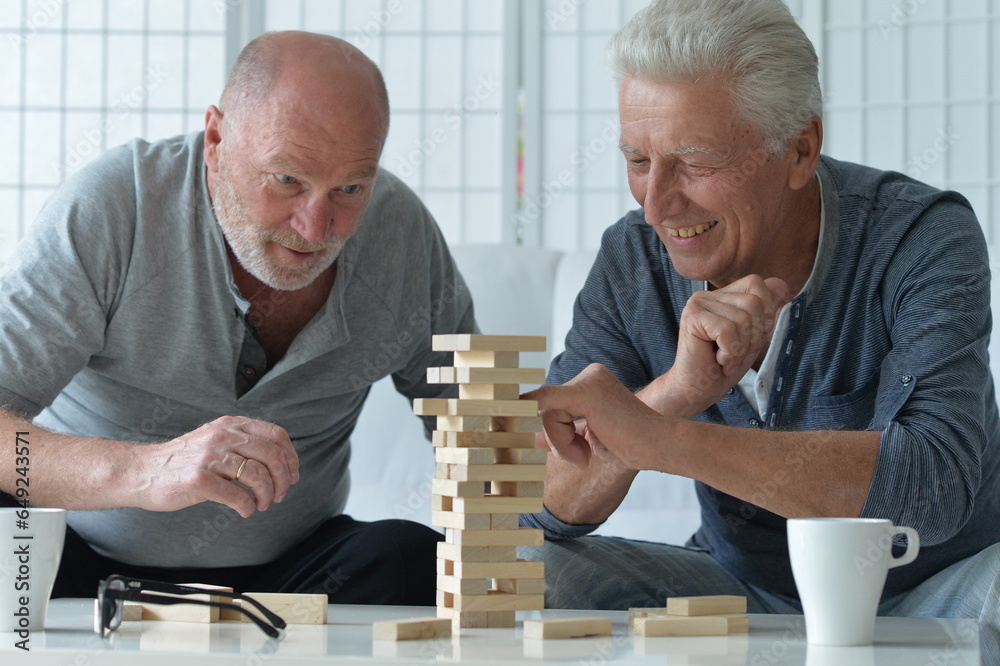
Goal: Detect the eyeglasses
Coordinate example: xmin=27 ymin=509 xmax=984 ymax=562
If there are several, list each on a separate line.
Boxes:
xmin=96 ymin=575 xmax=287 ymax=639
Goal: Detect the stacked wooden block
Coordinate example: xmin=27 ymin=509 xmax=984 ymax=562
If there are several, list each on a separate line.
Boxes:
xmin=629 ymin=595 xmax=748 ymax=637
xmin=414 ymin=334 xmax=548 ymax=630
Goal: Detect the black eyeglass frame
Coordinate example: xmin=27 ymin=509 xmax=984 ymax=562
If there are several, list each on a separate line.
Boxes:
xmin=96 ymin=574 xmax=287 ymax=639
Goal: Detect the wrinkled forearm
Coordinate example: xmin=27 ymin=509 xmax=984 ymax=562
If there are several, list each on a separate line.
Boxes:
xmin=0 ymin=408 xmax=141 ymax=510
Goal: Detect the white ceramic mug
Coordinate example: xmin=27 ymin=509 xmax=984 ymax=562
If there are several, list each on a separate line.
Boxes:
xmin=787 ymin=517 xmax=919 ymax=646
xmin=0 ymin=508 xmax=67 ymax=632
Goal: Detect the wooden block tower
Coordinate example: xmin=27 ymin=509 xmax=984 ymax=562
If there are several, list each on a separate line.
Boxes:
xmin=414 ymin=334 xmax=548 ymax=630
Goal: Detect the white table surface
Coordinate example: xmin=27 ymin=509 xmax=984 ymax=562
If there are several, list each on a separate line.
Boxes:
xmin=0 ymin=599 xmax=979 ymax=665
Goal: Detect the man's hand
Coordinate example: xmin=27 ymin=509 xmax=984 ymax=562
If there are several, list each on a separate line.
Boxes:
xmin=525 ymin=364 xmax=664 ymax=471
xmin=661 ymin=275 xmax=790 ymax=417
xmin=137 ymin=416 xmax=300 ymax=518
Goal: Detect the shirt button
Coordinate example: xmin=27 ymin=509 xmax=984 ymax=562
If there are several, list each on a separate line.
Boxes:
xmin=900 ymin=374 xmax=913 ymax=385
xmin=727 ymin=387 xmax=735 ymax=395
xmin=243 ymin=367 xmax=256 ymax=378
xmin=749 ymin=418 xmax=761 ymax=427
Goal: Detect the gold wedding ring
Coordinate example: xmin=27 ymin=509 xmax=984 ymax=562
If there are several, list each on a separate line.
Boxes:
xmin=235 ymin=457 xmax=249 ymax=481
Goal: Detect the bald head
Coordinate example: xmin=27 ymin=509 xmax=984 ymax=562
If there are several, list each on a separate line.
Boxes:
xmin=220 ymin=31 xmax=389 ymax=140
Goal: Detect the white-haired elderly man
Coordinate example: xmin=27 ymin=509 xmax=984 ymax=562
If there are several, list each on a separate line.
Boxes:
xmin=522 ymin=0 xmax=1000 ymax=656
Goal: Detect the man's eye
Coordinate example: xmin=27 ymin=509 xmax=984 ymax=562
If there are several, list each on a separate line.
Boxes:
xmin=275 ymin=174 xmax=296 ymax=185
xmin=342 ymin=184 xmax=362 ymax=194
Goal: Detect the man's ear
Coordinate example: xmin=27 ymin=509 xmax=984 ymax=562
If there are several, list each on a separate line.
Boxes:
xmin=203 ymin=105 xmax=224 ymax=174
xmin=788 ymin=115 xmax=822 ymax=191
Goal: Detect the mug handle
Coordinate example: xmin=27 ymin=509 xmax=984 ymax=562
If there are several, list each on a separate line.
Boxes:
xmin=888 ymin=526 xmax=920 ymax=568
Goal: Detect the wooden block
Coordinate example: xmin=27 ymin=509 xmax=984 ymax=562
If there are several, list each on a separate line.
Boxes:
xmin=452 ymin=559 xmax=544 ymax=579
xmin=453 ymin=351 xmax=520 ymax=368
xmin=492 ymin=577 xmax=545 ymax=595
xmin=432 ymin=478 xmax=488 ymax=498
xmin=487 ymin=611 xmax=516 ymax=627
xmin=666 ymin=595 xmax=747 ymax=616
xmin=437 ymin=575 xmax=488 ymax=596
xmin=436 ymin=558 xmax=453 ymax=575
xmin=459 ymin=383 xmax=521 ymax=400
xmin=437 ymin=542 xmax=491 ymax=562
xmin=445 ymin=527 xmax=544 ymax=547
xmin=454 ymin=591 xmax=544 ymax=612
xmin=720 ymin=614 xmax=749 ymax=634
xmin=489 ymin=546 xmax=517 ymax=561
xmin=634 ymin=615 xmax=729 ymax=637
xmin=372 ymin=617 xmax=451 ymax=641
xmin=431 ymin=493 xmax=452 ymax=511
xmin=627 ymin=607 xmax=672 ymax=627
xmin=436 ymin=415 xmax=495 ymax=432
xmin=446 ymin=463 xmax=548 ymax=482
xmin=523 ymin=617 xmax=612 ymax=640
xmin=427 ymin=366 xmax=546 ymax=385
xmin=495 ymin=448 xmax=548 ymax=464
xmin=452 ymin=496 xmax=542 ymax=515
xmin=433 ymin=334 xmax=546 ymax=352
xmin=142 ymin=583 xmax=232 ymax=623
xmin=437 ymin=608 xmax=490 ymax=628
xmin=491 ymin=481 xmax=544 ymax=497
xmin=436 ymin=447 xmax=496 ymax=465
xmin=415 ymin=398 xmax=538 ymax=418
xmin=436 ymin=590 xmax=454 ymax=609
xmin=240 ymin=592 xmax=327 ymax=625
xmin=433 ymin=430 xmax=536 ymax=448
xmin=436 ymin=448 xmax=546 ymax=466
xmin=431 ymin=510 xmax=491 ymax=530
xmin=491 ymin=513 xmax=520 ymax=529
xmin=495 ymin=415 xmax=543 ymax=432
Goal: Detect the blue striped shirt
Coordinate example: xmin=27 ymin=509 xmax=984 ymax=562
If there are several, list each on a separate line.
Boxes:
xmin=536 ymin=155 xmax=1000 ymax=599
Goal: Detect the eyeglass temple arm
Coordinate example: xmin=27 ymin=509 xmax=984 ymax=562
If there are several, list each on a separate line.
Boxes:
xmin=122 ymin=578 xmax=287 ymax=629
xmin=113 ymin=589 xmax=284 ymax=639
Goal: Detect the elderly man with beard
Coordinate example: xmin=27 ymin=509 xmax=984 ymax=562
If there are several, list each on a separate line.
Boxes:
xmin=0 ymin=31 xmax=473 ymax=605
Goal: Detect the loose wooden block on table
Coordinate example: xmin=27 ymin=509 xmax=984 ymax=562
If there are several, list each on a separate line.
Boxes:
xmin=666 ymin=595 xmax=747 ymax=616
xmin=633 ymin=615 xmax=730 ymax=637
xmin=628 ymin=607 xmax=749 ymax=634
xmin=523 ymin=617 xmax=613 ymax=640
xmin=433 ymin=334 xmax=546 ymax=352
xmin=428 ymin=366 xmax=547 ymax=386
xmin=371 ymin=616 xmax=451 ymax=641
xmin=236 ymin=592 xmax=328 ymax=625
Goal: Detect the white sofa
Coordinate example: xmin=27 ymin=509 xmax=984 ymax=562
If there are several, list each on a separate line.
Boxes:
xmin=345 ymin=244 xmax=702 ymax=545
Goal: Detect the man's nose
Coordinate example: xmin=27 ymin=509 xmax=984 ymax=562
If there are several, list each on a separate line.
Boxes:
xmin=290 ymin=196 xmax=333 ymax=244
xmin=643 ymin=163 xmax=689 ymax=225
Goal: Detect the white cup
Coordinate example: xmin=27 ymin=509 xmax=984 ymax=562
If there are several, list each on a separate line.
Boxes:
xmin=787 ymin=517 xmax=919 ymax=646
xmin=0 ymin=508 xmax=67 ymax=632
